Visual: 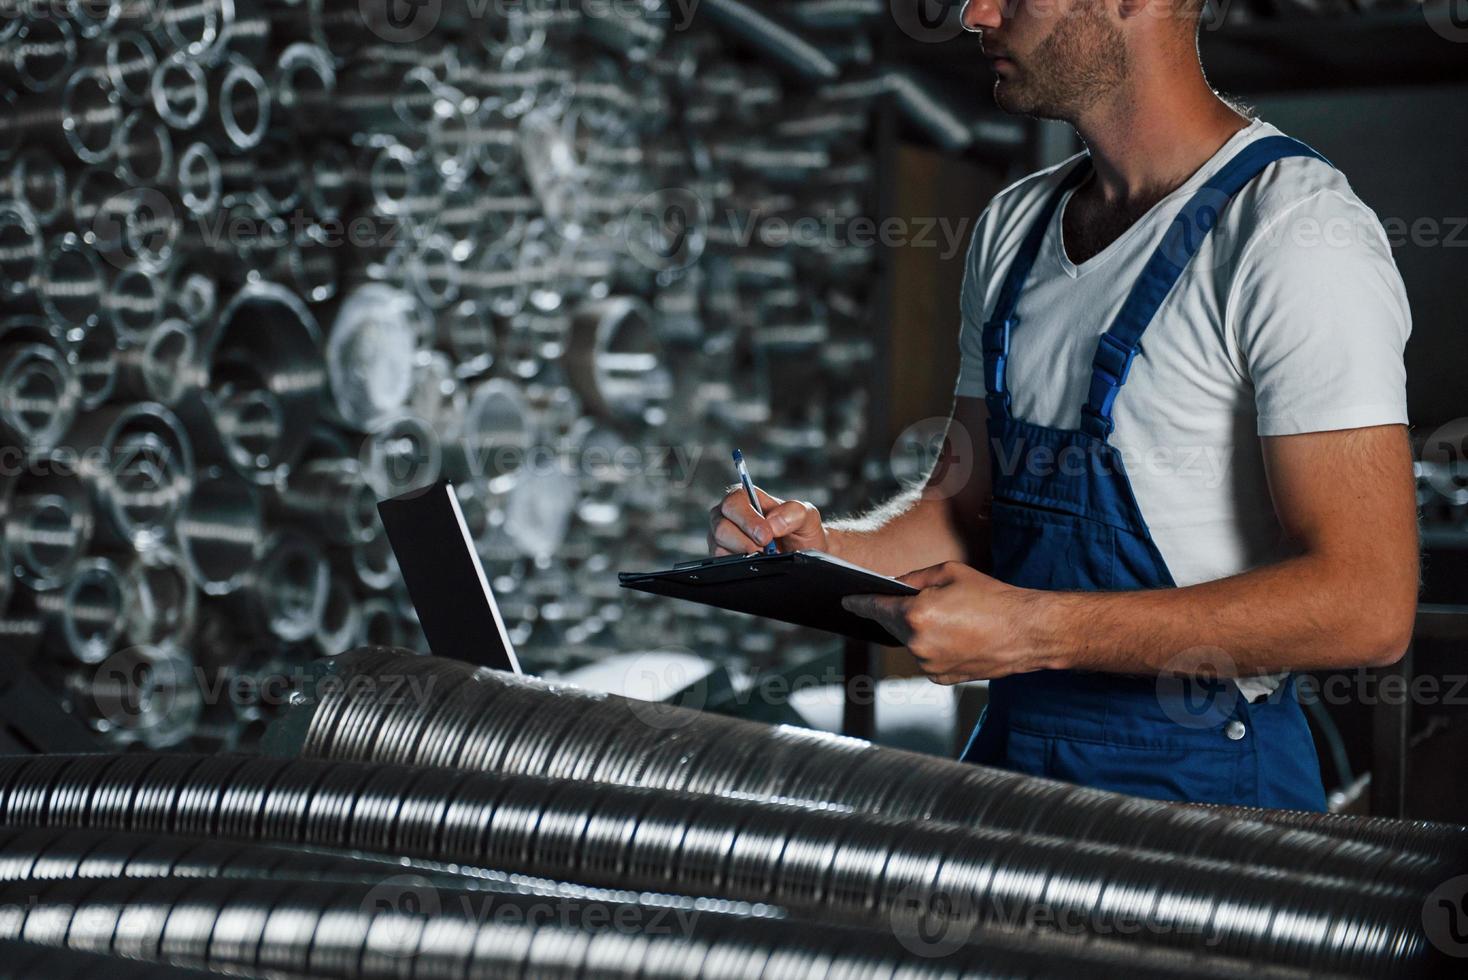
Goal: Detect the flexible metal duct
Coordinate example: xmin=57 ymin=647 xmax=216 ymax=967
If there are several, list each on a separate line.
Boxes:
xmin=0 ymin=826 xmax=1322 ymax=980
xmin=293 ymin=649 xmax=1468 ymax=873
xmin=0 ymin=938 xmax=220 ymax=979
xmin=0 ymin=750 xmax=1442 ymax=977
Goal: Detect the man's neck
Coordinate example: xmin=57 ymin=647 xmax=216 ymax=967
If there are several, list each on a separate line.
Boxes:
xmin=1070 ymin=71 xmax=1250 ymax=207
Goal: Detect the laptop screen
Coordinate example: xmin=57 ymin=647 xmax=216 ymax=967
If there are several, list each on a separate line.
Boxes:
xmin=377 ymin=480 xmax=522 ymax=674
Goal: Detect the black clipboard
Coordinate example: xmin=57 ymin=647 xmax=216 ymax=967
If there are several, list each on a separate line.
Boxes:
xmin=618 ymin=550 xmax=917 ymax=646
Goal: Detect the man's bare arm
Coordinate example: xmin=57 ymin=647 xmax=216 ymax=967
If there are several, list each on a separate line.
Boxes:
xmin=844 ymin=424 xmax=1420 ymax=682
xmin=708 ymin=397 xmax=993 ymax=577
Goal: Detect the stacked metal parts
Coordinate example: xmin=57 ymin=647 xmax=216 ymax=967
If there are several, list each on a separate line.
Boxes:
xmin=0 ymin=647 xmax=1461 ymax=977
xmin=0 ymin=0 xmax=1007 ymax=751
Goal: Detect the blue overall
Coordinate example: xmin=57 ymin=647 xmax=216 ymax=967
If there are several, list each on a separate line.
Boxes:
xmin=959 ymin=136 xmax=1328 ymax=811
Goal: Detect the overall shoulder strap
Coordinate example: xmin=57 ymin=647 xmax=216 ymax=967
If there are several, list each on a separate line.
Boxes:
xmin=1079 ymin=135 xmax=1331 ymax=440
xmin=982 ymin=157 xmax=1092 ymax=421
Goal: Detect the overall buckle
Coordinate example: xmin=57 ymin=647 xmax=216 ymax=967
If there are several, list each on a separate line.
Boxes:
xmin=1092 ymin=332 xmax=1137 ymax=386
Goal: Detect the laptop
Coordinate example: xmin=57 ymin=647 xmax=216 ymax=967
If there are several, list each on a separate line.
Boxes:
xmin=376 ymin=480 xmax=522 ymax=674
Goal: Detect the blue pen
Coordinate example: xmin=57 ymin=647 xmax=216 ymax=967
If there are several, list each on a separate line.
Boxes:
xmin=733 ymin=449 xmax=780 ymax=555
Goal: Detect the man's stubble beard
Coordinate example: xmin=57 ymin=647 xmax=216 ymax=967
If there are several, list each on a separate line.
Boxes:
xmin=992 ymin=0 xmax=1129 ymax=122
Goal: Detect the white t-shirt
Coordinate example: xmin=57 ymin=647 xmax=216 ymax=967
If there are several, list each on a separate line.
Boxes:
xmin=955 ymin=119 xmax=1411 ymax=698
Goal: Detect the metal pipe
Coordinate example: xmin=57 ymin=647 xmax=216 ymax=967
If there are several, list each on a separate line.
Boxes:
xmin=0 ymin=319 xmax=79 ymax=451
xmin=102 ymin=262 xmax=166 ymax=341
xmin=71 ymin=316 xmax=120 ymax=409
xmin=274 ymin=457 xmax=379 ymax=547
xmin=150 ymin=50 xmax=208 ymax=129
xmin=174 ymin=465 xmax=262 ymax=595
xmin=209 ymin=52 xmax=271 ymax=150
xmin=0 ymin=203 xmax=43 ymax=300
xmin=174 ymin=139 xmax=220 ymax=215
xmin=0 ymin=452 xmax=96 ymax=591
xmin=103 ymin=29 xmax=157 ymax=105
xmin=122 ymin=544 xmax=199 ymax=647
xmin=39 ymin=232 xmax=107 ymax=332
xmin=30 ymin=555 xmax=128 ymax=664
xmin=197 ymin=280 xmax=325 ymax=484
xmin=5 ymin=147 xmax=68 ymax=225
xmin=113 ymin=108 xmax=174 ymax=185
xmin=0 ymin=16 xmax=78 ymax=93
xmin=67 ymin=400 xmax=196 ymax=551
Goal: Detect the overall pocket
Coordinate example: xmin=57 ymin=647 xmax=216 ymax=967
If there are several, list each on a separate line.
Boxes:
xmin=990 ymin=501 xmax=1115 ymax=591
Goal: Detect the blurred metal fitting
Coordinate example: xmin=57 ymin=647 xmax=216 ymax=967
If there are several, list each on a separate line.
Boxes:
xmin=315 ymin=569 xmax=361 ymax=656
xmin=239 ymin=530 xmax=328 ymax=642
xmin=39 ymin=233 xmax=106 ymax=332
xmin=0 ymin=200 xmax=42 ymax=299
xmin=200 ymin=280 xmax=325 ymax=483
xmin=270 ymin=0 xmax=376 ymax=64
xmin=349 ymin=530 xmax=398 ymax=592
xmin=31 ymin=556 xmax=128 ymax=663
xmin=69 ymin=0 xmax=123 ymax=38
xmin=438 ymin=299 xmax=496 ymax=379
xmin=70 ymin=317 xmax=120 ymax=409
xmin=460 ymin=233 xmax=531 ymax=318
xmin=304 ymin=140 xmax=356 ymax=221
xmin=153 ymin=0 xmax=231 ymax=60
xmin=113 ymin=109 xmax=174 ymax=185
xmin=326 ymin=283 xmax=422 ymax=431
xmin=116 ymin=317 xmax=204 ymax=405
xmin=84 ymin=641 xmax=202 ymax=747
xmin=368 ymin=142 xmax=443 ymax=235
xmin=4 ymin=66 xmax=122 ymax=165
xmin=281 ymin=222 xmax=339 ymax=304
xmin=699 ymin=0 xmax=839 ymax=83
xmin=0 ymin=318 xmax=80 ymax=451
xmin=504 ymin=464 xmax=580 ymax=560
xmin=358 ymin=412 xmax=442 ymax=498
xmin=407 ymin=349 xmax=467 ymax=435
xmin=217 ymin=0 xmax=268 ymax=63
xmin=69 ymin=401 xmax=195 ymax=550
xmin=123 ymin=545 xmax=198 ymax=647
xmin=62 ymin=67 xmax=124 ymax=164
xmin=450 ymin=377 xmax=533 ymax=492
xmin=580 ymin=0 xmax=666 ymax=63
xmin=175 ymin=140 xmax=220 ymax=215
xmin=565 ymin=296 xmax=671 ymax=428
xmin=103 ymin=30 xmax=156 ymax=105
xmin=165 ymin=262 xmax=216 ymax=325
xmin=208 ymin=53 xmax=271 ymax=150
xmin=356 ymin=594 xmax=408 ymax=647
xmin=406 ymin=231 xmax=461 ymax=310
xmin=151 ymin=51 xmax=207 ymax=129
xmin=272 ymin=42 xmax=334 ymax=130
xmin=175 ymin=465 xmax=261 ymax=595
xmin=102 ymin=263 xmax=166 ymax=342
xmin=0 ymin=16 xmax=77 ymax=93
xmin=426 ymin=85 xmax=481 ymax=185
xmin=217 ymin=135 xmax=300 ymax=214
xmin=0 ymin=612 xmax=42 ymax=659
xmin=6 ymin=147 xmax=68 ymax=225
xmin=0 ymin=453 xmax=96 ymax=590
xmin=275 ymin=457 xmax=378 ymax=547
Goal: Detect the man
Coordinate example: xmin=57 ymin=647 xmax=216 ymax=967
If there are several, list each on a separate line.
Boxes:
xmin=708 ymin=0 xmax=1418 ymax=808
